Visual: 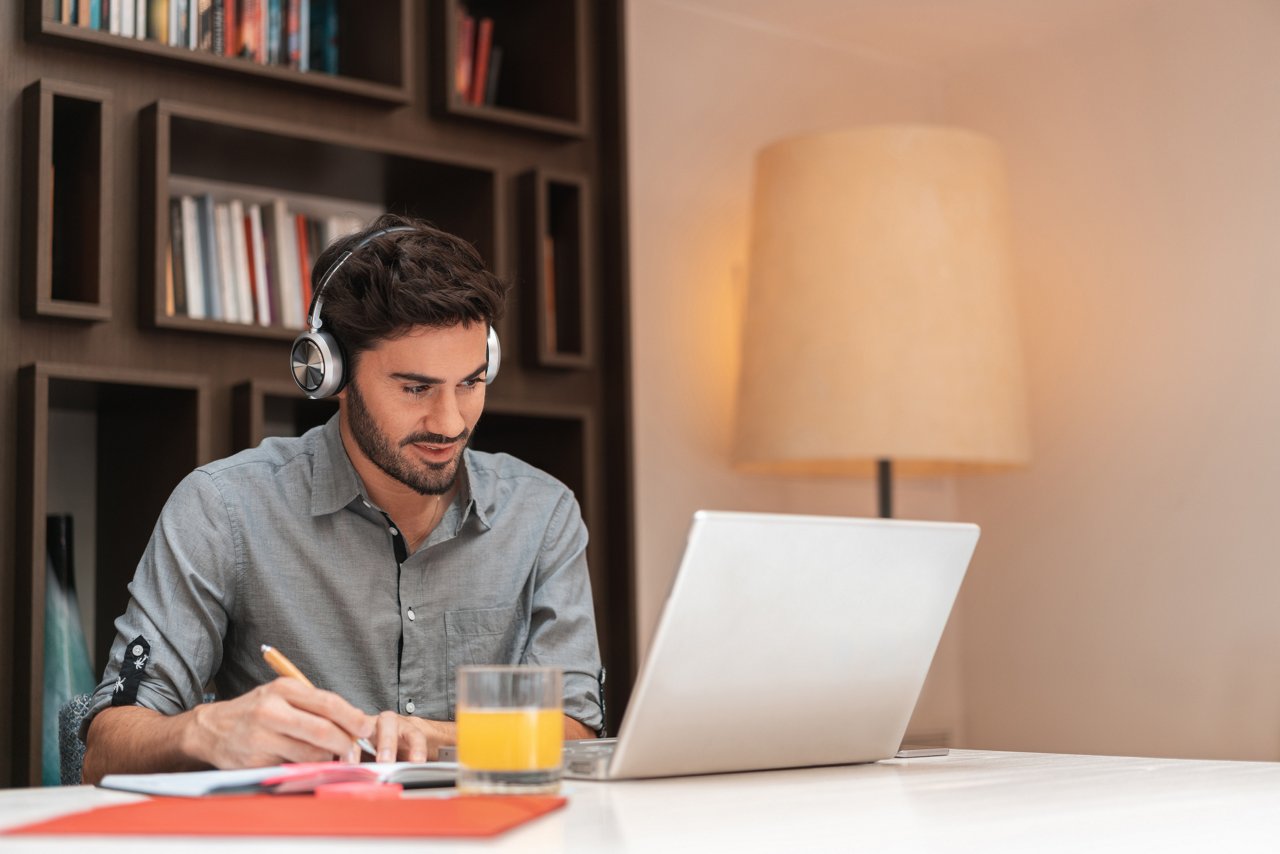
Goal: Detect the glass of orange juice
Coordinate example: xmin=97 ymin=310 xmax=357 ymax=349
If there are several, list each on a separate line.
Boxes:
xmin=456 ymin=665 xmax=563 ymax=794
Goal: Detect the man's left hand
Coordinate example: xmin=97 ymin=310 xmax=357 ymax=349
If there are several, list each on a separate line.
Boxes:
xmin=371 ymin=712 xmax=454 ymax=763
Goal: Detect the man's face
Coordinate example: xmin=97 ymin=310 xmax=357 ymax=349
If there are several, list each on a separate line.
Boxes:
xmin=339 ymin=323 xmax=489 ymax=497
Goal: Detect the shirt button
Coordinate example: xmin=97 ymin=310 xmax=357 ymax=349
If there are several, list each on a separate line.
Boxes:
xmin=131 ymin=644 xmax=143 ymax=656
xmin=407 ymin=608 xmax=416 ymax=621
xmin=389 ymin=527 xmax=400 ymax=536
xmin=363 ymin=500 xmax=372 ymax=509
xmin=405 ymin=700 xmax=416 ymax=714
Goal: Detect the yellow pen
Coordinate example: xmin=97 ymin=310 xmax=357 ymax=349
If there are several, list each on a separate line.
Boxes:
xmin=260 ymin=644 xmax=377 ymax=758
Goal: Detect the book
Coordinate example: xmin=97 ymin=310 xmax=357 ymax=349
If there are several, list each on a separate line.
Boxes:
xmin=178 ymin=194 xmax=205 ymax=318
xmin=100 ymin=761 xmax=458 ymax=797
xmin=194 ymin=193 xmax=223 ymax=321
xmin=295 ymin=212 xmax=313 ymax=316
xmin=227 ymin=199 xmax=255 ymax=323
xmin=309 ymin=0 xmax=338 ymax=73
xmin=484 ymin=46 xmax=503 ymax=106
xmin=470 ymin=17 xmax=494 ymax=106
xmin=265 ymin=198 xmax=302 ymax=328
xmin=246 ymin=203 xmax=272 ymax=325
xmin=168 ymin=197 xmax=188 ymax=317
xmin=149 ymin=0 xmax=168 ymax=45
xmin=135 ymin=0 xmax=147 ymax=38
xmin=213 ymin=202 xmax=240 ymax=322
xmin=455 ymin=12 xmax=475 ymax=99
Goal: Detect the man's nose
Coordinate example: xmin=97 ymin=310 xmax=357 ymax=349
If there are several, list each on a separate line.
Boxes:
xmin=422 ymin=390 xmax=466 ymax=440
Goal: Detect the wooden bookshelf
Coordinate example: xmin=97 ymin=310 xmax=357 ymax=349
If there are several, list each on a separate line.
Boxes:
xmin=20 ymin=79 xmax=113 ymax=322
xmin=14 ymin=363 xmax=208 ymax=785
xmin=2 ymin=0 xmax=634 ymax=787
xmin=433 ymin=0 xmax=587 ymax=137
xmin=26 ymin=0 xmax=412 ymax=105
xmin=232 ymin=379 xmax=338 ymax=451
xmin=141 ymin=100 xmax=500 ymax=339
xmin=518 ymin=169 xmax=592 ymax=368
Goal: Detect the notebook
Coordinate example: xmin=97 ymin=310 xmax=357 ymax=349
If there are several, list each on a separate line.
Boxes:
xmin=564 ymin=511 xmax=979 ymax=779
xmin=99 ymin=761 xmax=457 ymax=796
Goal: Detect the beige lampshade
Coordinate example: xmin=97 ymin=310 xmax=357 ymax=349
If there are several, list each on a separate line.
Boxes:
xmin=733 ymin=125 xmax=1030 ymax=477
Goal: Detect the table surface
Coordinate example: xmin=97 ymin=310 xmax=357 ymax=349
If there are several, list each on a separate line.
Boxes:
xmin=2 ymin=750 xmax=1277 ymax=852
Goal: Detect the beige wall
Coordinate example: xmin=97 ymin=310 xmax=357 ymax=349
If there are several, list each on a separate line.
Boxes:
xmin=946 ymin=0 xmax=1280 ymax=760
xmin=624 ymin=0 xmax=964 ymax=742
xmin=627 ymin=0 xmax=1280 ymax=760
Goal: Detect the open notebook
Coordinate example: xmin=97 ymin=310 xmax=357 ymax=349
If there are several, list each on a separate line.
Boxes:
xmin=99 ymin=761 xmax=457 ymax=796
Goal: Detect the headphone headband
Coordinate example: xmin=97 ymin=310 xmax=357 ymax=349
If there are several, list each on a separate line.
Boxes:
xmin=306 ymin=225 xmax=416 ymax=333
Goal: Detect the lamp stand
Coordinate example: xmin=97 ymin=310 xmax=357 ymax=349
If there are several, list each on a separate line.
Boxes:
xmin=877 ymin=458 xmax=893 ymax=519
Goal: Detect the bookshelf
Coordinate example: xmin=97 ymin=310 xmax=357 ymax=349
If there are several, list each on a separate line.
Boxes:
xmin=519 ymin=169 xmax=592 ymax=368
xmin=20 ymin=79 xmax=113 ymax=322
xmin=433 ymin=0 xmax=587 ymax=137
xmin=14 ymin=363 xmax=209 ymax=784
xmin=1 ymin=1 xmax=634 ymax=787
xmin=26 ymin=0 xmax=412 ymax=105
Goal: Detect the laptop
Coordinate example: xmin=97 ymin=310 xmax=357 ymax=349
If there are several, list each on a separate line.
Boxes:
xmin=563 ymin=510 xmax=979 ymax=780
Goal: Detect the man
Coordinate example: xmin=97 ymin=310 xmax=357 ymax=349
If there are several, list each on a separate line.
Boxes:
xmin=82 ymin=215 xmax=602 ymax=783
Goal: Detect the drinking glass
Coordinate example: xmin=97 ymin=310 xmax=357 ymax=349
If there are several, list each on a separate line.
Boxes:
xmin=456 ymin=666 xmax=563 ymax=794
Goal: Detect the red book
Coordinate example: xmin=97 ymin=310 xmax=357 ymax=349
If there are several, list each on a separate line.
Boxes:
xmin=470 ymin=17 xmax=493 ymax=106
xmin=243 ymin=212 xmax=261 ymax=324
xmin=455 ymin=12 xmax=475 ymax=99
xmin=224 ymin=0 xmax=238 ymax=56
xmin=295 ymin=213 xmax=313 ymax=317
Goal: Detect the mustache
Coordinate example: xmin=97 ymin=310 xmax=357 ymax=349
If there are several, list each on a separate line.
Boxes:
xmin=400 ymin=427 xmax=470 ymax=448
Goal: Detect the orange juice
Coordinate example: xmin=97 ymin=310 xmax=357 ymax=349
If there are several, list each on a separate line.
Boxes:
xmin=456 ymin=707 xmax=563 ymax=771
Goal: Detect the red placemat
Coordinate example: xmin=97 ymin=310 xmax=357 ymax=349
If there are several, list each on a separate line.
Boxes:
xmin=5 ymin=794 xmax=566 ymax=838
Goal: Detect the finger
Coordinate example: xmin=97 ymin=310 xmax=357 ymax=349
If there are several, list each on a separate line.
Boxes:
xmin=401 ymin=719 xmax=428 ymax=763
xmin=257 ymin=693 xmax=364 ymax=758
xmin=271 ymin=679 xmax=374 ymax=740
xmin=375 ymin=711 xmax=400 ymax=763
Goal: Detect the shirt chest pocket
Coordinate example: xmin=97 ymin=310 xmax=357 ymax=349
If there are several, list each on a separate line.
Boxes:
xmin=444 ymin=605 xmax=523 ymax=717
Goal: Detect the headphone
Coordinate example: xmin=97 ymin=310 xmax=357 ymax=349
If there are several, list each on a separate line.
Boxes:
xmin=290 ymin=226 xmax=502 ymax=399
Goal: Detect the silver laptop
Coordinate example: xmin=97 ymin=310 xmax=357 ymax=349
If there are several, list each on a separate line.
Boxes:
xmin=564 ymin=510 xmax=979 ymax=780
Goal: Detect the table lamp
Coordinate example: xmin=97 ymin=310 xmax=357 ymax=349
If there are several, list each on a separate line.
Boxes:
xmin=732 ymin=125 xmax=1030 ymax=516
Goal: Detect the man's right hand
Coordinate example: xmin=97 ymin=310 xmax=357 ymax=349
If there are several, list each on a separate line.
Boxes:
xmin=83 ymin=678 xmax=375 ymax=783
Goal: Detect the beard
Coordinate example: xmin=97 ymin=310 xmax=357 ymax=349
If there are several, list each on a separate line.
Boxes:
xmin=344 ymin=379 xmax=469 ymax=496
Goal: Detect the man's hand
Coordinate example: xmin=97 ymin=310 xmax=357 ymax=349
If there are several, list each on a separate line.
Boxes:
xmin=372 ymin=712 xmax=455 ymax=762
xmin=185 ymin=678 xmax=375 ymax=768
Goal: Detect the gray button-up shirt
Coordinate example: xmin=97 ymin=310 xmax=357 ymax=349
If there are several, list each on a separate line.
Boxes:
xmin=84 ymin=415 xmax=603 ymax=738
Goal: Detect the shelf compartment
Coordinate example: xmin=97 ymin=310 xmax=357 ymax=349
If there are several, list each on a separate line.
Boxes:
xmin=20 ymin=79 xmax=113 ymax=321
xmin=14 ymin=362 xmax=209 ymax=786
xmin=518 ymin=169 xmax=592 ymax=368
xmin=232 ymin=379 xmax=339 ymax=451
xmin=26 ymin=0 xmax=412 ymax=106
xmin=141 ymin=100 xmax=501 ymax=340
xmin=434 ymin=0 xmax=586 ymax=137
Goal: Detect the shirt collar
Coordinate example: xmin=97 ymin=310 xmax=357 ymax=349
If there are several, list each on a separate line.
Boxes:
xmin=310 ymin=415 xmax=494 ymax=533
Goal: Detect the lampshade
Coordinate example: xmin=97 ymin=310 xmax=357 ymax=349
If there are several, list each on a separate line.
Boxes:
xmin=732 ymin=125 xmax=1030 ymax=477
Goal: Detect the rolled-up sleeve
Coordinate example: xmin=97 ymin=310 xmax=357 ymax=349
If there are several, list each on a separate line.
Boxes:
xmin=80 ymin=469 xmax=240 ymax=741
xmin=522 ymin=490 xmax=604 ymax=734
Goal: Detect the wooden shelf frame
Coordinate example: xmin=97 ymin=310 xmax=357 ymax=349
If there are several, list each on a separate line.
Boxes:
xmin=433 ymin=0 xmax=587 ymax=138
xmin=20 ymin=79 xmax=113 ymax=322
xmin=14 ymin=363 xmax=210 ymax=786
xmin=232 ymin=378 xmax=338 ymax=451
xmin=25 ymin=0 xmax=413 ymax=105
xmin=140 ymin=99 xmax=504 ymax=340
xmin=518 ymin=169 xmax=593 ymax=369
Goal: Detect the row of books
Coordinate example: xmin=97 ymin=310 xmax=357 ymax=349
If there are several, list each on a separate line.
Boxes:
xmin=165 ymin=193 xmax=365 ymax=328
xmin=56 ymin=0 xmax=340 ymax=74
xmin=454 ymin=12 xmax=503 ymax=107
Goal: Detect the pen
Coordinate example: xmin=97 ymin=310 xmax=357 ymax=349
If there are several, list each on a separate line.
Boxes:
xmin=260 ymin=643 xmax=377 ymax=758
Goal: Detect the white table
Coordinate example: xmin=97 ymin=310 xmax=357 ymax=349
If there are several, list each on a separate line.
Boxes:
xmin=2 ymin=750 xmax=1277 ymax=852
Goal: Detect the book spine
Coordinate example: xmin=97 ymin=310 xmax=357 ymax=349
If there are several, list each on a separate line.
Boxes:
xmin=483 ymin=45 xmax=502 ymax=106
xmin=297 ymin=0 xmax=309 ymax=72
xmin=214 ymin=202 xmax=239 ymax=322
xmin=285 ymin=0 xmax=300 ymax=69
xmin=135 ymin=0 xmax=147 ymax=37
xmin=246 ymin=203 xmax=272 ymax=325
xmin=223 ymin=0 xmax=237 ymax=55
xmin=455 ymin=12 xmax=474 ymax=100
xmin=168 ymin=197 xmax=188 ymax=317
xmin=150 ymin=0 xmax=169 ymax=45
xmin=120 ymin=0 xmax=134 ymax=36
xmin=195 ymin=194 xmax=223 ymax=321
xmin=295 ymin=213 xmax=313 ymax=318
xmin=228 ymin=199 xmax=255 ymax=323
xmin=267 ymin=199 xmax=301 ymax=327
xmin=179 ymin=195 xmax=205 ymax=319
xmin=211 ymin=0 xmax=224 ymax=54
xmin=470 ymin=18 xmax=493 ymax=106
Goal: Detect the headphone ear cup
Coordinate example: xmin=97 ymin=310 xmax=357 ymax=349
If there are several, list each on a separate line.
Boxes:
xmin=291 ymin=330 xmax=347 ymax=399
xmin=485 ymin=326 xmax=502 ymax=385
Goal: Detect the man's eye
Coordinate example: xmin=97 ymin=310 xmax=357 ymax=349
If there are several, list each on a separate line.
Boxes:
xmin=404 ymin=385 xmax=431 ymax=396
xmin=460 ymin=378 xmax=482 ymax=390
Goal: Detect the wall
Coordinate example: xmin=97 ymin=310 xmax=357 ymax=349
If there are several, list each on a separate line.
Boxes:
xmin=946 ymin=0 xmax=1280 ymax=760
xmin=625 ymin=0 xmax=964 ymax=742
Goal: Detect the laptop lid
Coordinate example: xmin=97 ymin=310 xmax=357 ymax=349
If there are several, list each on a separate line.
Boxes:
xmin=604 ymin=511 xmax=979 ymax=779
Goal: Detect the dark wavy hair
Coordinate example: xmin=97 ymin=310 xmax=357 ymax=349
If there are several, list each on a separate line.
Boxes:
xmin=313 ymin=213 xmax=507 ymax=366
